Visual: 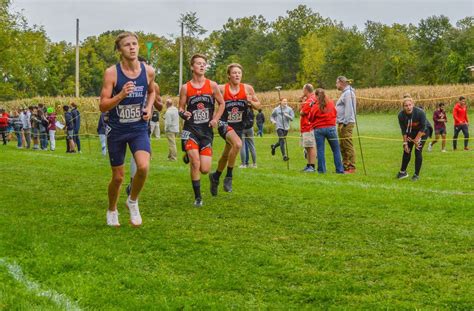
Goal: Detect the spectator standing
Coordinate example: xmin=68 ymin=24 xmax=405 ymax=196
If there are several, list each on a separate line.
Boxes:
xmin=256 ymin=109 xmax=265 ymax=137
xmin=0 ymin=109 xmax=10 ymax=145
xmin=335 ymin=76 xmax=357 ymax=173
xmin=310 ymin=88 xmax=344 ymax=174
xmin=38 ymin=108 xmax=49 ymax=150
xmin=30 ymin=106 xmax=40 ymax=150
xmin=240 ymin=106 xmax=257 ymax=168
xmin=299 ymin=84 xmax=317 ymax=172
xmin=10 ymin=110 xmax=23 ymax=148
xmin=452 ymin=96 xmax=469 ymax=151
xmin=20 ymin=107 xmax=32 ymax=149
xmin=270 ymin=98 xmax=294 ymax=161
xmin=47 ymin=107 xmax=57 ymax=151
xmin=97 ymin=113 xmax=107 ymax=156
xmin=164 ymin=99 xmax=179 ymax=161
xmin=150 ymin=109 xmax=161 ymax=138
xmin=63 ymin=105 xmax=76 ymax=153
xmin=71 ymin=102 xmax=81 ymax=153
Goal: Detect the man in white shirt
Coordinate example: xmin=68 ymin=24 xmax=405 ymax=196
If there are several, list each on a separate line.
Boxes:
xmin=164 ymin=99 xmax=179 ymax=161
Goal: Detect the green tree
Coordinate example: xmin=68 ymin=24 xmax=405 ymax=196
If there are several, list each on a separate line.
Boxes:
xmin=414 ymin=15 xmax=453 ymax=84
xmin=273 ymin=5 xmax=333 ymax=88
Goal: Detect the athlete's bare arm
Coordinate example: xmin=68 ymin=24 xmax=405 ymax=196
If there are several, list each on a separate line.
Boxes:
xmin=153 ymin=82 xmax=163 ymax=112
xmin=178 ymin=84 xmax=191 ymax=120
xmin=211 ymin=81 xmax=225 ymax=127
xmin=142 ymin=65 xmax=156 ymax=121
xmin=245 ymin=84 xmax=261 ymax=110
xmin=218 ymin=84 xmax=225 ymax=95
xmin=99 ymin=66 xmax=134 ymax=113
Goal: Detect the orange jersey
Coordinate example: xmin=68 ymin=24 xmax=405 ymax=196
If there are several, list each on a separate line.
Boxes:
xmin=221 ymin=83 xmax=248 ymax=131
xmin=184 ymin=79 xmax=215 ymax=132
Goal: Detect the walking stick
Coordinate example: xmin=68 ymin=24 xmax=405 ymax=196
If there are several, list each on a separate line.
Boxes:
xmin=348 ymin=82 xmax=367 ymax=175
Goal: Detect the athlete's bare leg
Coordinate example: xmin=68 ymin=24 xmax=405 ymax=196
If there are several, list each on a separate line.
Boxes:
xmin=441 ymin=134 xmax=446 ymax=150
xmin=108 ymin=165 xmax=125 ymax=210
xmin=217 ymin=131 xmax=242 ymax=172
xmin=188 ymin=148 xmax=207 ymax=204
xmin=306 ymin=146 xmax=316 ymax=165
xmin=129 ymin=150 xmax=150 ymax=201
xmin=199 ymin=155 xmax=212 ymax=174
xmin=188 ymin=149 xmax=201 ymax=180
xmin=217 ymin=143 xmax=232 ymax=172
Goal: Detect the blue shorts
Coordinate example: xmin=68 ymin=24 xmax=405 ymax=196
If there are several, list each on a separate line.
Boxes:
xmin=107 ymin=130 xmax=150 ymax=167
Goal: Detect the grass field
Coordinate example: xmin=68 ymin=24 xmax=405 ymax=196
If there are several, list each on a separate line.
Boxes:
xmin=1 ymin=113 xmax=473 ymax=309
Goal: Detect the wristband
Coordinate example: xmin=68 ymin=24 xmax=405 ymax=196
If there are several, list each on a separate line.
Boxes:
xmin=403 ymin=142 xmax=408 ymax=145
xmin=179 ymin=111 xmax=187 ymax=120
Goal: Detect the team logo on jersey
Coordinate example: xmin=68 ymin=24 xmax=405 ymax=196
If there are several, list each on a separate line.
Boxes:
xmin=231 ymin=107 xmax=239 ymax=114
xmin=197 ymin=103 xmax=205 ymax=110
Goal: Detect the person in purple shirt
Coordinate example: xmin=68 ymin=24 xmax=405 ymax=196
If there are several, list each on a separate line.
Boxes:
xmin=428 ymin=102 xmax=447 ymax=152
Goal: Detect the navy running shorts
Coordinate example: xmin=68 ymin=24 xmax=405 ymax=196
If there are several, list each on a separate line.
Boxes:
xmin=107 ymin=130 xmax=150 ymax=167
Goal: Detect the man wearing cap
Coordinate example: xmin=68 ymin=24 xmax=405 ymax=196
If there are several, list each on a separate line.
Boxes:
xmin=336 ymin=76 xmax=357 ymax=173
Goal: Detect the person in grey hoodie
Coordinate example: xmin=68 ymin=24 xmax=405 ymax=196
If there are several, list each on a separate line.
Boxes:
xmin=270 ymin=98 xmax=294 ymax=161
xmin=335 ymin=76 xmax=357 ymax=173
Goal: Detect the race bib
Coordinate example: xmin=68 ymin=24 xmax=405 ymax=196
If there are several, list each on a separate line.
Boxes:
xmin=117 ymin=104 xmax=142 ymax=123
xmin=181 ymin=130 xmax=191 ymax=140
xmin=228 ymin=110 xmax=243 ymax=123
xmin=192 ymin=108 xmax=210 ymax=124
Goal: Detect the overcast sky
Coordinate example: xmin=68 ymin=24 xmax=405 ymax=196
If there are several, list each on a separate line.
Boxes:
xmin=11 ymin=0 xmax=474 ymax=43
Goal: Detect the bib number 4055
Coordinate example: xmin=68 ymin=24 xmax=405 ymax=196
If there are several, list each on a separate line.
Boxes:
xmin=118 ymin=104 xmax=142 ymax=123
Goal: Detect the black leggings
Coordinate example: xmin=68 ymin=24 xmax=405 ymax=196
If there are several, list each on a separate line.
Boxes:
xmin=453 ymin=124 xmax=469 ymax=149
xmin=273 ymin=129 xmax=288 ymax=157
xmin=0 ymin=127 xmax=7 ymax=144
xmin=401 ymin=139 xmax=426 ymax=176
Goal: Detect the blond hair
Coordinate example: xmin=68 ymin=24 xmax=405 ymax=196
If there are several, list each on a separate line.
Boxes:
xmin=114 ymin=32 xmax=139 ymax=51
xmin=227 ymin=63 xmax=243 ymax=75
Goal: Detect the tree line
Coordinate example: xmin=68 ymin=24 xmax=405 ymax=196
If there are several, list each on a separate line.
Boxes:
xmin=1 ymin=1 xmax=472 ymax=101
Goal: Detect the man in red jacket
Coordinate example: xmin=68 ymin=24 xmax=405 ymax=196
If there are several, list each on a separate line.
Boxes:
xmin=452 ymin=96 xmax=469 ymax=151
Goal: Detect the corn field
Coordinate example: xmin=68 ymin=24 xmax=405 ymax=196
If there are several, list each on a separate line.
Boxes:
xmin=1 ymin=84 xmax=473 ymax=136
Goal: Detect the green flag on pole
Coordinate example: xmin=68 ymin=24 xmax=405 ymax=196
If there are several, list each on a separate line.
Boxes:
xmin=146 ymin=42 xmax=153 ymax=62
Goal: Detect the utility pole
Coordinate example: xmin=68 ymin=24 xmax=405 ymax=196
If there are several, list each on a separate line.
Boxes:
xmin=75 ymin=18 xmax=80 ymax=98
xmin=178 ymin=21 xmax=184 ymax=94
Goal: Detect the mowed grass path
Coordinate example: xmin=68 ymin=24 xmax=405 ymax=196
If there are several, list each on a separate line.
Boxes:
xmin=0 ymin=114 xmax=473 ymax=309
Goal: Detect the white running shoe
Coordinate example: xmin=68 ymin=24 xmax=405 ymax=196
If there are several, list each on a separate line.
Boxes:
xmin=251 ymin=163 xmax=257 ymax=168
xmin=427 ymin=142 xmax=432 ymax=152
xmin=441 ymin=149 xmax=446 ymax=153
xmin=239 ymin=164 xmax=248 ymax=168
xmin=126 ymin=197 xmax=142 ymax=227
xmin=106 ymin=209 xmax=120 ymax=227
